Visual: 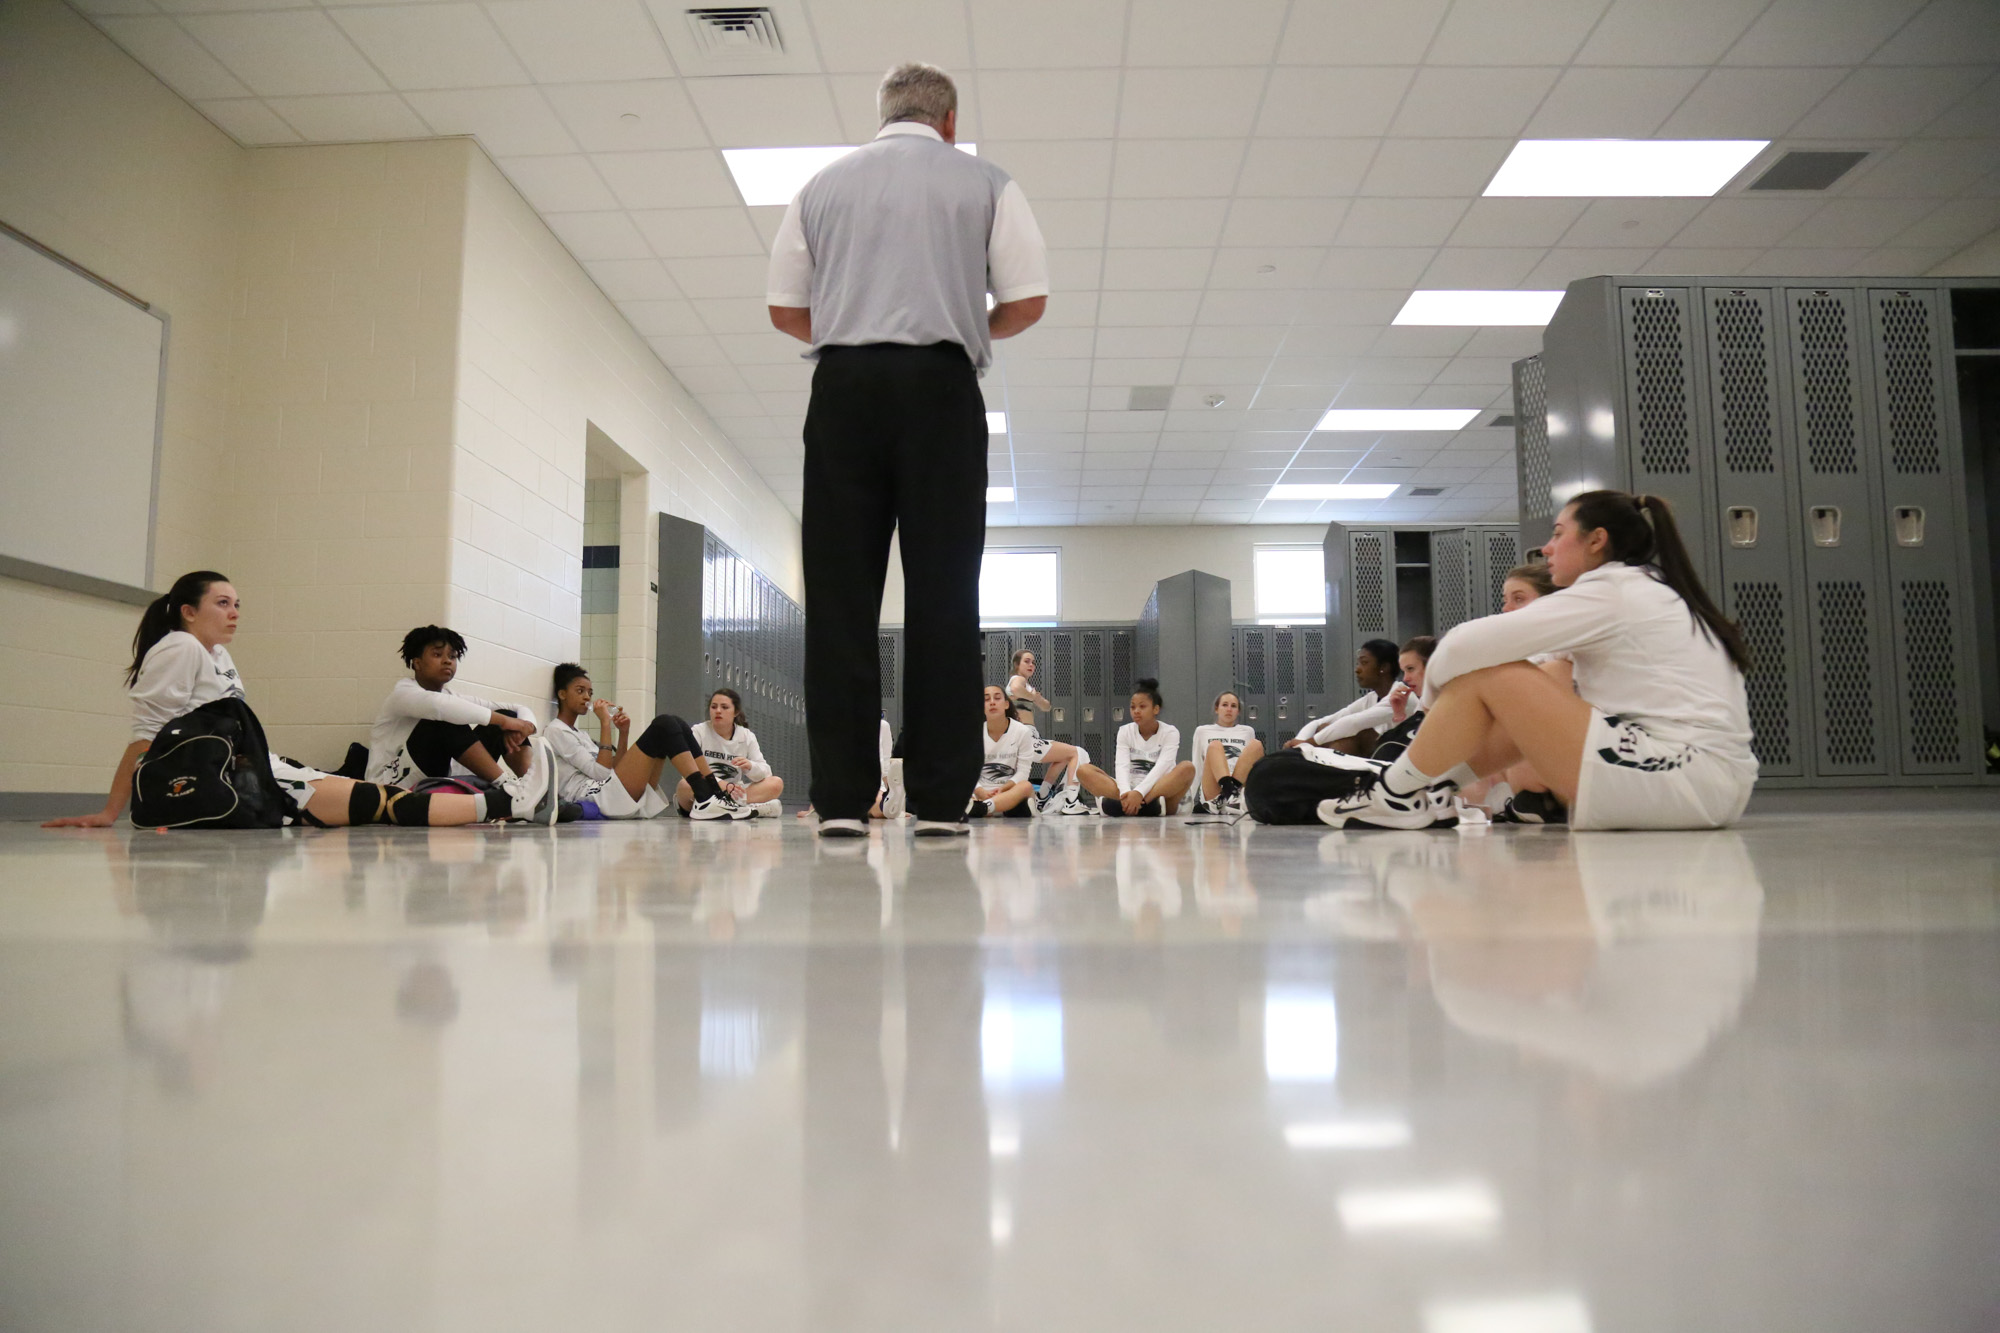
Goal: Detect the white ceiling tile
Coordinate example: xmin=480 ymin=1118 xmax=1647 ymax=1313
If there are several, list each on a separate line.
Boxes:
xmin=1313 ymin=246 xmax=1435 ymax=287
xmin=1417 ymin=247 xmax=1546 ymax=286
xmin=1669 ymin=197 xmax=1827 ymax=249
xmin=1389 ymin=67 xmax=1560 ymax=138
xmin=1458 ymin=327 xmax=1547 ymax=357
xmin=685 ymin=75 xmax=844 ymax=147
xmin=1186 ymin=326 xmax=1286 ymax=357
xmin=1048 ymin=248 xmax=1104 ymax=290
xmin=1282 ymin=325 xmax=1380 ymax=355
xmin=807 ymin=0 xmax=971 ymax=72
xmin=99 ymin=16 xmax=248 ymax=100
xmin=484 ymin=0 xmax=675 ymax=83
xmin=1724 ymin=0 xmax=1926 ymax=65
xmin=1868 ymin=0 xmax=2000 ymax=64
xmin=1433 ymin=355 xmax=1525 ymax=383
xmin=1220 ymin=197 xmax=1348 ymax=247
xmin=1277 ymin=0 xmax=1449 ymax=65
xmin=406 ymin=87 xmax=577 ymax=155
xmin=1792 ymin=66 xmax=1992 ymax=139
xmin=1360 ymin=139 xmax=1512 ymax=197
xmin=1371 ymin=326 xmax=1475 ymax=358
xmin=1560 ymin=198 xmax=1708 ymax=248
xmin=181 ymin=12 xmax=384 ymax=96
xmin=663 ymin=254 xmax=768 ymax=299
xmin=1000 ymin=387 xmax=1092 ymax=411
xmin=1573 ymin=0 xmax=1768 ymax=65
xmin=544 ymin=211 xmax=653 ymax=260
xmin=1777 ymin=196 xmax=1935 ymax=249
xmin=1117 ymin=67 xmax=1267 ymax=139
xmin=1446 ymin=197 xmax=1590 ymax=247
xmin=1106 ymin=198 xmax=1227 ymax=247
xmin=1857 ymin=246 xmax=1958 ymax=273
xmin=976 ymin=71 xmax=1120 ymax=139
xmin=1738 ymin=246 xmax=1871 ymax=274
xmin=1110 ymin=140 xmax=1246 ymax=197
xmin=970 ymin=0 xmax=1126 ymax=68
xmin=632 ymin=207 xmax=766 ymax=257
xmin=265 ymin=93 xmax=430 ymax=141
xmin=1097 ymin=290 xmax=1205 ymax=325
xmin=747 ymin=204 xmax=788 ymax=246
xmin=1524 ymin=67 xmax=1707 ymax=137
xmin=1295 ymin=288 xmax=1412 ymax=324
xmin=676 ymin=363 xmax=751 ymax=393
xmin=1090 ymin=358 xmax=1183 ymax=385
xmin=1093 ymin=326 xmax=1191 ymax=358
xmin=584 ymin=258 xmax=682 ymax=300
xmin=1840 ymin=139 xmax=2000 ymax=199
xmin=1255 ymin=68 xmax=1414 ymax=138
xmin=1925 ymin=72 xmax=2000 ymax=137
xmin=823 ymin=74 xmax=886 ymax=142
xmin=984 ymin=140 xmax=1115 ymax=198
xmin=626 ymin=302 xmax=708 ymax=336
xmin=1179 ymin=357 xmax=1273 ymax=381
xmin=1125 ymin=0 xmax=1285 ymax=63
xmin=1004 ymin=359 xmax=1094 ymax=386
xmin=1235 ymin=139 xmax=1376 ymax=196
xmin=594 ymin=149 xmax=738 ymax=208
xmin=1336 ymin=199 xmax=1469 ymax=246
xmin=756 ymin=390 xmax=811 ymax=415
xmin=76 ymin=0 xmax=167 ymax=12
xmin=1031 ymin=199 xmax=1109 ymax=248
xmin=496 ymin=154 xmax=619 ymax=210
xmin=1524 ymin=247 xmax=1655 ymax=285
xmin=1426 ymin=0 xmax=1609 ymax=64
xmin=1207 ymin=247 xmax=1327 ymax=288
xmin=1198 ymin=288 xmax=1304 ymax=324
xmin=1893 ymin=197 xmax=2000 ymax=248
xmin=1659 ymin=67 xmax=1849 ymax=138
xmin=195 ymin=98 xmax=301 ymax=144
xmin=1642 ymin=247 xmax=1765 ymax=274
xmin=543 ymin=81 xmax=710 ymax=152
xmin=1249 ymin=384 xmax=1336 ymax=411
xmin=329 ymin=4 xmax=527 ymax=90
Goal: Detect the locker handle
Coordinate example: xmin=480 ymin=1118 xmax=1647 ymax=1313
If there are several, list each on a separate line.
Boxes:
xmin=1893 ymin=506 xmax=1925 ymax=547
xmin=1726 ymin=506 xmax=1759 ymax=548
xmin=1808 ymin=506 xmax=1842 ymax=547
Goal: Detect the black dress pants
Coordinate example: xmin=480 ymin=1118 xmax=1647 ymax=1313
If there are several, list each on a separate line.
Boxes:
xmin=803 ymin=342 xmax=986 ymax=821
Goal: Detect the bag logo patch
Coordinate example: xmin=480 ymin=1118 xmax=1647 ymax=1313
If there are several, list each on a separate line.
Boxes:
xmin=166 ymin=776 xmax=198 ymax=798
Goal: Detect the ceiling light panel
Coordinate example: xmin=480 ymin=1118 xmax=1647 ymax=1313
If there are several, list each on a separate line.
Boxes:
xmin=1484 ymin=139 xmax=1770 ymax=197
xmin=1394 ymin=290 xmax=1566 ymax=326
xmin=986 ymin=486 xmax=1016 ymax=502
xmin=1268 ymin=484 xmax=1400 ymax=500
xmin=722 ymin=142 xmax=978 ymax=206
xmin=987 ymin=411 xmax=1008 ymax=434
xmin=1315 ymin=409 xmax=1480 ymax=432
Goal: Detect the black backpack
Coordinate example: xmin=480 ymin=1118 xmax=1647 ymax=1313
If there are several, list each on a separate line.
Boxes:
xmin=131 ymin=697 xmax=295 ymax=829
xmin=1244 ymin=749 xmax=1380 ymax=825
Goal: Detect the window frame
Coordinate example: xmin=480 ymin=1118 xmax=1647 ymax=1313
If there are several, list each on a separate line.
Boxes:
xmin=1252 ymin=544 xmax=1327 ymax=624
xmin=979 ymin=546 xmax=1062 ymax=627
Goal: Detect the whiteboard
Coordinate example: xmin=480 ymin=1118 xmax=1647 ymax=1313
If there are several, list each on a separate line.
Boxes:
xmin=0 ymin=224 xmax=165 ymax=597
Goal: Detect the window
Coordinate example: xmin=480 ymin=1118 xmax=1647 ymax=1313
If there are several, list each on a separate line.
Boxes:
xmin=980 ymin=548 xmax=1060 ymax=624
xmin=1254 ymin=546 xmax=1326 ymax=622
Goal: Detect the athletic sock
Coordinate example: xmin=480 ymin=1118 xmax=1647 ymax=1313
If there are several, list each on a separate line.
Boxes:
xmin=480 ymin=788 xmax=511 ymax=820
xmin=688 ymin=771 xmax=723 ymax=803
xmin=472 ymin=793 xmax=488 ymax=821
xmin=1384 ymin=754 xmax=1475 ymax=796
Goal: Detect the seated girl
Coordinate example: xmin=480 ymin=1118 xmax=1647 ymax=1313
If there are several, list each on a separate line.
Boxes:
xmin=1319 ymin=491 xmax=1757 ymax=832
xmin=1370 ymin=635 xmax=1436 ymax=762
xmin=1003 ymin=648 xmax=1091 ymax=814
xmin=1474 ymin=563 xmax=1574 ymax=824
xmin=547 ymin=664 xmax=747 ymax=820
xmin=1188 ymin=690 xmax=1263 ymax=814
xmin=1075 ymin=677 xmax=1197 ymax=816
xmin=45 ymin=572 xmax=530 ymax=830
xmin=368 ymin=624 xmax=544 ymax=800
xmin=1286 ymin=638 xmax=1402 ymax=755
xmin=679 ymin=687 xmax=784 ymax=817
xmin=967 ymin=684 xmax=1038 ymax=818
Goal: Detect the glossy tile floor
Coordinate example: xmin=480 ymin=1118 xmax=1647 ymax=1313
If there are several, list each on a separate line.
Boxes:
xmin=3 ymin=804 xmax=1998 ymax=1333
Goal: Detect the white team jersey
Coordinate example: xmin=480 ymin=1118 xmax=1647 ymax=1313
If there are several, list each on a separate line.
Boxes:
xmin=130 ymin=632 xmax=245 ymax=742
xmin=544 ymin=716 xmax=616 ymax=803
xmin=693 ymin=721 xmax=771 ymax=783
xmin=1294 ymin=689 xmax=1393 ymax=747
xmin=1114 ymin=721 xmax=1181 ymax=796
xmin=367 ymin=678 xmax=530 ymax=786
xmin=1190 ymin=723 xmax=1257 ymax=764
xmin=980 ymin=718 xmax=1036 ymax=787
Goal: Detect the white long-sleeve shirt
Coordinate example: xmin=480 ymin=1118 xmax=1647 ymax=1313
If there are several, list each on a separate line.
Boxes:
xmin=980 ymin=718 xmax=1036 ymax=787
xmin=694 ymin=721 xmax=771 ymax=783
xmin=367 ymin=678 xmax=530 ymax=786
xmin=1190 ymin=723 xmax=1257 ymax=764
xmin=129 ymin=632 xmax=245 ymax=742
xmin=1115 ymin=721 xmax=1181 ymax=797
xmin=543 ymin=715 xmax=616 ymax=802
xmin=1293 ymin=689 xmax=1394 ymax=747
xmin=1425 ymin=562 xmax=1756 ymax=772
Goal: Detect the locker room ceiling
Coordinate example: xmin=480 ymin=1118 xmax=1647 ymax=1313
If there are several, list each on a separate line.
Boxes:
xmin=78 ymin=0 xmax=2000 ymax=527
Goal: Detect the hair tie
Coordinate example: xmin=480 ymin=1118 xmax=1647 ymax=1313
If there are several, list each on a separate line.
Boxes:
xmin=1633 ymin=494 xmax=1656 ymax=526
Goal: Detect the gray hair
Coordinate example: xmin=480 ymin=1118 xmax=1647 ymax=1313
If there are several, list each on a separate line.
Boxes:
xmin=878 ymin=62 xmax=957 ymax=128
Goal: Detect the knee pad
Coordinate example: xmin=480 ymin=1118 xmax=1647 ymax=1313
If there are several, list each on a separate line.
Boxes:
xmin=348 ymin=782 xmax=431 ymax=826
xmin=348 ymin=782 xmax=389 ymax=826
xmin=635 ymin=713 xmax=695 ymax=761
xmin=383 ymin=789 xmax=432 ymax=826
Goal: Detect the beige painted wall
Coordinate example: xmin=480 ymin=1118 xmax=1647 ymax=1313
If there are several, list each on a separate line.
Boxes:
xmin=880 ymin=524 xmax=1332 ymax=626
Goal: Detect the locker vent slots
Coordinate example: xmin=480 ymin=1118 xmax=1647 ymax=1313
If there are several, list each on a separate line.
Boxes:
xmin=1714 ymin=294 xmax=1775 ymax=474
xmin=1515 ymin=357 xmax=1552 ymax=524
xmin=1817 ymin=581 xmax=1878 ymax=767
xmin=1796 ymin=294 xmax=1859 ymax=474
xmin=1877 ymin=295 xmax=1941 ymax=474
xmin=1902 ymin=581 xmax=1960 ymax=764
xmin=1628 ymin=293 xmax=1692 ymax=475
xmin=1732 ymin=581 xmax=1793 ymax=768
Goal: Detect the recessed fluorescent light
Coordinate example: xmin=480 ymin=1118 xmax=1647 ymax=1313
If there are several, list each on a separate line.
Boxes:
xmin=986 ymin=486 xmax=1015 ymax=503
xmin=1268 ymin=483 xmax=1399 ymax=500
xmin=986 ymin=411 xmax=1007 ymax=434
xmin=1285 ymin=1119 xmax=1413 ymax=1150
xmin=1425 ymin=1293 xmax=1593 ymax=1333
xmin=1394 ymin=290 xmax=1566 ymax=326
xmin=1338 ymin=1182 xmax=1501 ymax=1237
xmin=723 ymin=142 xmax=978 ymax=206
xmin=1316 ymin=409 xmax=1480 ymax=432
xmin=1484 ymin=139 xmax=1768 ymax=197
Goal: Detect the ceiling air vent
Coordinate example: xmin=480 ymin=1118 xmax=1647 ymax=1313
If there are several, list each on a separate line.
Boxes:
xmin=1485 ymin=413 xmax=1516 ymax=428
xmin=1747 ymin=151 xmax=1867 ymax=192
xmin=686 ymin=8 xmax=785 ymax=58
xmin=1127 ymin=385 xmax=1172 ymax=410
xmin=1410 ymin=487 xmax=1446 ymax=497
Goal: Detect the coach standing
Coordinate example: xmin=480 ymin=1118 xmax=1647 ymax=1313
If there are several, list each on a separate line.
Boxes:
xmin=766 ymin=62 xmax=1048 ymax=838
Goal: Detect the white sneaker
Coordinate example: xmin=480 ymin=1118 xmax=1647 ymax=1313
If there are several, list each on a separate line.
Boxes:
xmin=492 ymin=738 xmax=553 ymax=823
xmin=818 ymin=817 xmax=867 ymax=838
xmin=1189 ymin=796 xmax=1215 ymax=816
xmin=751 ymin=799 xmax=784 ymax=819
xmin=1059 ymin=791 xmax=1095 ymax=816
xmin=881 ymin=758 xmax=906 ymax=820
xmin=691 ymin=791 xmax=754 ymax=821
xmin=913 ymin=819 xmax=969 ymax=837
xmin=1316 ymin=774 xmax=1456 ymax=831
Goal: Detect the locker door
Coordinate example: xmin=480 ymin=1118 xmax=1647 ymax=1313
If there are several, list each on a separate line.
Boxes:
xmin=1300 ymin=626 xmax=1331 ymax=725
xmin=877 ymin=631 xmax=901 ymax=738
xmin=1620 ymin=286 xmax=1718 ymax=588
xmin=1429 ymin=529 xmax=1472 ymax=635
xmin=1236 ymin=625 xmax=1270 ymax=748
xmin=1348 ymin=529 xmax=1393 ymax=642
xmin=1079 ymin=629 xmax=1108 ymax=763
xmin=1048 ymin=630 xmax=1076 ymax=746
xmin=1479 ymin=529 xmax=1521 ymax=617
xmin=1706 ymin=287 xmax=1806 ymax=780
xmin=1514 ymin=356 xmax=1555 ymax=553
xmin=1272 ymin=625 xmax=1299 ymax=744
xmin=1785 ymin=287 xmax=1891 ymax=777
xmin=1868 ymin=288 xmax=1980 ymax=776
xmin=1109 ymin=629 xmax=1135 ymax=728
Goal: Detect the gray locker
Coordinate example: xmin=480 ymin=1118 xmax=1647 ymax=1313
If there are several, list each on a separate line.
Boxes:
xmin=1514 ymin=355 xmax=1554 ymax=553
xmin=1231 ymin=623 xmax=1338 ymax=749
xmin=1322 ymin=523 xmax=1395 ymax=686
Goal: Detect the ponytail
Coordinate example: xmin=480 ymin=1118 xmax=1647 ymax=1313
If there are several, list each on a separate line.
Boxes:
xmin=127 ymin=571 xmax=229 ymax=687
xmin=1566 ymin=491 xmax=1750 ymax=673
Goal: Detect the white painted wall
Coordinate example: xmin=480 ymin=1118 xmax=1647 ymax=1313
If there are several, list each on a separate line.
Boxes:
xmin=880 ymin=524 xmax=1331 ymax=626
